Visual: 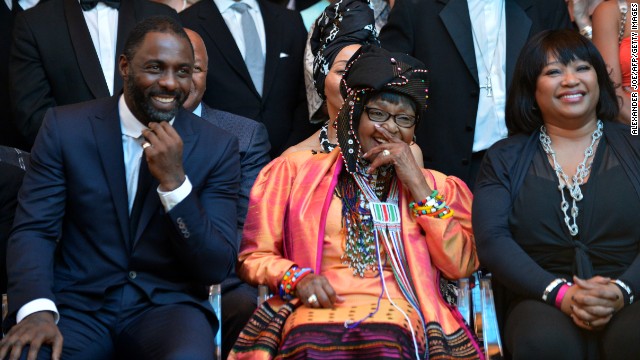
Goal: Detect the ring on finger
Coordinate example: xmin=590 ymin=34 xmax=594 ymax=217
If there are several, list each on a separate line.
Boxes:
xmin=584 ymin=321 xmax=591 ymax=327
xmin=382 ymin=149 xmax=391 ymax=157
xmin=142 ymin=142 xmax=152 ymax=150
xmin=307 ymin=294 xmax=318 ymax=304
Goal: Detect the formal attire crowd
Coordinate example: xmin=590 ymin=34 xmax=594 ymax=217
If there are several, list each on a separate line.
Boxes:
xmin=0 ymin=0 xmax=638 ymax=359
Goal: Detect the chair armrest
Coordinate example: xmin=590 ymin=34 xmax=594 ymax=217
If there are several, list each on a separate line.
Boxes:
xmin=209 ymin=284 xmax=222 ymax=360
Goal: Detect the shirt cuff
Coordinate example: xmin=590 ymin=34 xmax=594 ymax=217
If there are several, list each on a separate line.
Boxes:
xmin=157 ymin=175 xmax=192 ymax=211
xmin=17 ymin=298 xmax=59 ymax=324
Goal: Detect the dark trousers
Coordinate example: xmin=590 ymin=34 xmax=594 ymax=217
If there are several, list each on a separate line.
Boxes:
xmin=20 ymin=284 xmax=216 ymax=360
xmin=221 ymin=282 xmax=257 ymax=360
xmin=504 ymin=299 xmax=640 ymax=360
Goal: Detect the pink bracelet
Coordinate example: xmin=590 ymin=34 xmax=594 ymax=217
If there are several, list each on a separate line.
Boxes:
xmin=555 ymin=283 xmax=570 ymax=309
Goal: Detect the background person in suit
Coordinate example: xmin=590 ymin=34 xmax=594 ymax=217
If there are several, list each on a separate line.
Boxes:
xmin=180 ymin=0 xmax=317 ymax=157
xmin=9 ymin=0 xmax=178 ymax=148
xmin=0 ymin=0 xmax=39 ymax=150
xmin=1 ymin=16 xmax=239 ymax=359
xmin=380 ymin=0 xmax=572 ymax=189
xmin=182 ymin=28 xmax=271 ymax=360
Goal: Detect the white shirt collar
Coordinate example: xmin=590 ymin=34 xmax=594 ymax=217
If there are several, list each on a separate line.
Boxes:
xmin=193 ymin=103 xmax=203 ymax=117
xmin=118 ymin=95 xmax=175 ymax=138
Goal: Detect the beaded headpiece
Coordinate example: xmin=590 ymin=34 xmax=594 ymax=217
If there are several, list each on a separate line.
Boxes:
xmin=336 ymin=45 xmax=429 ymax=173
xmin=310 ymin=0 xmax=379 ymax=100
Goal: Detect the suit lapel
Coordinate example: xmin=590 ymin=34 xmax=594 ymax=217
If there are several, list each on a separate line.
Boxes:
xmin=198 ymin=1 xmax=257 ymax=95
xmin=64 ymin=0 xmax=110 ymax=98
xmin=438 ymin=0 xmax=478 ymax=84
xmin=133 ymin=109 xmax=197 ymax=247
xmin=260 ymin=0 xmax=280 ymax=101
xmin=114 ymin=0 xmax=137 ymax=94
xmin=90 ymin=97 xmax=130 ymax=245
xmin=506 ymin=0 xmax=532 ymax=89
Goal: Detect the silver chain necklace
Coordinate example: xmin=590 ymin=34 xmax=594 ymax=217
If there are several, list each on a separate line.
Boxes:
xmin=539 ymin=120 xmax=603 ymax=236
xmin=469 ymin=0 xmax=504 ymax=97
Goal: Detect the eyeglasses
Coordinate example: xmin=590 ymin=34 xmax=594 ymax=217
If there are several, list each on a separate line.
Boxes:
xmin=364 ymin=107 xmax=417 ymax=128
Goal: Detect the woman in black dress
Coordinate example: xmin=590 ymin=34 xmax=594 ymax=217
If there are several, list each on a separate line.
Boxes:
xmin=473 ymin=29 xmax=640 ymax=359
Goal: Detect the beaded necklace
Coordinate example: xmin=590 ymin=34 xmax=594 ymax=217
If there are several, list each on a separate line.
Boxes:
xmin=337 ymin=162 xmax=393 ymax=277
xmin=348 ymin=166 xmax=428 ymax=359
xmin=539 ymin=120 xmax=603 ymax=236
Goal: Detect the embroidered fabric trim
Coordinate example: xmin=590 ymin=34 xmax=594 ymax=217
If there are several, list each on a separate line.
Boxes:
xmin=319 ymin=123 xmax=338 ymax=153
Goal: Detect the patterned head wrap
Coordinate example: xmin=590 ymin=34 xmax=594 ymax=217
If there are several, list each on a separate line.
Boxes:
xmin=310 ymin=0 xmax=379 ymax=100
xmin=336 ymin=45 xmax=430 ymax=173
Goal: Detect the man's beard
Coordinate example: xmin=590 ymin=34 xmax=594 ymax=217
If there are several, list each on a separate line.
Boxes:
xmin=126 ymin=77 xmax=186 ymax=123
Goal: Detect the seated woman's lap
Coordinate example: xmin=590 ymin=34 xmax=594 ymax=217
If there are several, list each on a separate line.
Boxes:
xmin=505 ymin=299 xmax=640 ymax=360
xmin=600 ymin=301 xmax=640 ymax=359
xmin=504 ymin=300 xmax=586 ymax=360
xmin=279 ymin=297 xmax=425 ymax=358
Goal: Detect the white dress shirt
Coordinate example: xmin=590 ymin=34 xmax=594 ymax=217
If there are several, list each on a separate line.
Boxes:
xmin=213 ymin=0 xmax=267 ymax=58
xmin=17 ymin=96 xmax=192 ymax=324
xmin=468 ymin=0 xmax=508 ymax=153
xmin=82 ymin=2 xmax=119 ymax=96
xmin=5 ymin=0 xmax=38 ymax=10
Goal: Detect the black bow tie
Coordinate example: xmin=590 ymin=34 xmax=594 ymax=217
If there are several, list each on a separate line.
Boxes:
xmin=79 ymin=0 xmax=120 ymax=11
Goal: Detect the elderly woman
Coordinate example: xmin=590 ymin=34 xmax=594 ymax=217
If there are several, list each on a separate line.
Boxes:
xmin=474 ymin=30 xmax=640 ymax=359
xmin=232 ymin=45 xmax=481 ymax=359
xmin=287 ymin=0 xmax=422 ymax=164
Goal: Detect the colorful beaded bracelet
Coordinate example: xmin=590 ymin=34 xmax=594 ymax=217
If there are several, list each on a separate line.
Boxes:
xmin=279 ymin=266 xmax=313 ymax=300
xmin=409 ymin=190 xmax=454 ymax=219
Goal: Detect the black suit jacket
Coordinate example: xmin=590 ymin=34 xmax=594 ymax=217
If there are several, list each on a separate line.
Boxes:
xmin=0 ymin=0 xmax=28 ymax=150
xmin=180 ymin=0 xmax=315 ymax=157
xmin=380 ymin=0 xmax=571 ymax=183
xmin=200 ymin=103 xmax=270 ymax=291
xmin=9 ymin=0 xmax=178 ymax=147
xmin=6 ymin=97 xmax=239 ymax=330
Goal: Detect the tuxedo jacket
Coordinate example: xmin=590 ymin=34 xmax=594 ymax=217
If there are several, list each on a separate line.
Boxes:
xmin=180 ymin=0 xmax=314 ymax=157
xmin=9 ymin=0 xmax=178 ymax=147
xmin=200 ymin=103 xmax=270 ymax=291
xmin=6 ymin=96 xmax=240 ymax=329
xmin=380 ymin=0 xmax=571 ymax=184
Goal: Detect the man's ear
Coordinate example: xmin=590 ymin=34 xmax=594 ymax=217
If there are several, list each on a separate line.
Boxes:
xmin=118 ymin=54 xmax=129 ymax=78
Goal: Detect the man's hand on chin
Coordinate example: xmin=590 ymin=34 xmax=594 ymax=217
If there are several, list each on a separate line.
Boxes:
xmin=0 ymin=311 xmax=63 ymax=360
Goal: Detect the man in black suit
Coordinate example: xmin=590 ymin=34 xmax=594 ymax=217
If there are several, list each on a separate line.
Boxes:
xmin=1 ymin=17 xmax=238 ymax=359
xmin=180 ymin=0 xmax=316 ymax=157
xmin=9 ymin=0 xmax=178 ymax=147
xmin=380 ymin=0 xmax=571 ymax=188
xmin=183 ymin=28 xmax=270 ymax=359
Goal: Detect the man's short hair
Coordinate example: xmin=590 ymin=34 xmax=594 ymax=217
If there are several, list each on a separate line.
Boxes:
xmin=123 ymin=16 xmax=193 ymax=61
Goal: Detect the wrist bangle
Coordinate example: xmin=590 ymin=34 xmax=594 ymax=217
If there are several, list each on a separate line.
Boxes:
xmin=554 ymin=283 xmax=571 ymax=309
xmin=542 ymin=278 xmax=566 ymax=302
xmin=279 ymin=266 xmax=313 ymax=300
xmin=611 ymin=279 xmax=634 ymax=305
xmin=579 ymin=25 xmax=593 ymax=40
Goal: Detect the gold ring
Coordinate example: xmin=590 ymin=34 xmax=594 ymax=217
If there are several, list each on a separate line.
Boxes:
xmin=382 ymin=149 xmax=391 ymax=157
xmin=307 ymin=294 xmax=318 ymax=304
xmin=584 ymin=321 xmax=591 ymax=327
xmin=142 ymin=142 xmax=152 ymax=150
